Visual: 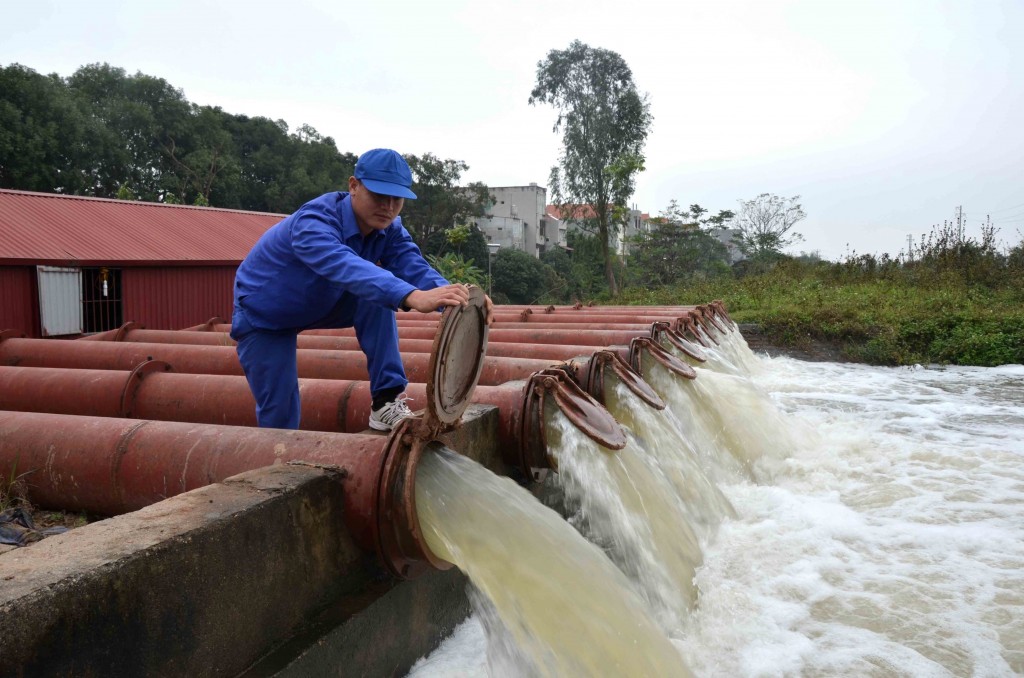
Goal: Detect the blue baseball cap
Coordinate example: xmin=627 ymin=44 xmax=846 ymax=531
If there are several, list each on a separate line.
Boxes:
xmin=354 ymin=149 xmax=417 ymax=200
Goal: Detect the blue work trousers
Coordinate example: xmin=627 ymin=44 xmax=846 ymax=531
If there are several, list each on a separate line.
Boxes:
xmin=231 ymin=299 xmax=406 ymax=429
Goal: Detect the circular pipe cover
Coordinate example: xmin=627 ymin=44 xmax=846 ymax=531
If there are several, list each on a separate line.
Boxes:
xmin=423 ymin=286 xmax=489 ymax=430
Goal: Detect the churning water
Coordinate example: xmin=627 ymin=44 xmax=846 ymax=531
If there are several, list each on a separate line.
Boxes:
xmin=411 ymin=331 xmax=1024 ymax=677
xmin=414 ymin=446 xmax=690 ymax=677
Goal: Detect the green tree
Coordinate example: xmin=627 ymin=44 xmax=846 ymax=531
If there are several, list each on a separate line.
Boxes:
xmin=628 ymin=202 xmax=731 ymax=287
xmin=529 ymin=40 xmax=653 ymax=296
xmin=0 ymin=63 xmax=101 ymax=194
xmin=422 ymin=223 xmax=489 ymax=269
xmin=733 ymin=193 xmax=806 ymax=258
xmin=401 ymin=153 xmax=491 ymax=243
xmin=65 ymin=63 xmax=192 ymax=199
xmin=223 ymin=115 xmax=356 ymax=212
xmin=492 ymin=248 xmax=561 ymax=304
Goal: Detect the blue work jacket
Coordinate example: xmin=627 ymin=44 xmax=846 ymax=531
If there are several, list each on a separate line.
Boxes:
xmin=234 ymin=192 xmax=447 ymax=331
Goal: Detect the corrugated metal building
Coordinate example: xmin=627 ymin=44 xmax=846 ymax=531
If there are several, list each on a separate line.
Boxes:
xmin=0 ymin=189 xmax=285 ymax=337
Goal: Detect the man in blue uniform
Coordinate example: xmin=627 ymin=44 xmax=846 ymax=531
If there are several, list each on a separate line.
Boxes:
xmin=231 ymin=148 xmax=487 ymax=431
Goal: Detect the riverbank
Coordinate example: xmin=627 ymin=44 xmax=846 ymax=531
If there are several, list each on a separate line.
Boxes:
xmin=615 ymin=259 xmax=1024 ymax=367
xmin=736 ymin=323 xmax=851 ymax=363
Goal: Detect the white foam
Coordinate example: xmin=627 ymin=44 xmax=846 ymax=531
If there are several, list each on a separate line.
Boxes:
xmin=412 ymin=352 xmax=1024 ymax=677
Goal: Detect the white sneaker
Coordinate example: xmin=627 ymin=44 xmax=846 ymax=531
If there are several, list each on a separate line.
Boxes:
xmin=369 ymin=394 xmax=414 ymax=431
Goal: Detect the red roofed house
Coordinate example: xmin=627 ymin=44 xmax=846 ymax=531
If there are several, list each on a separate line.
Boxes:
xmin=0 ymin=189 xmax=283 ymax=337
xmin=545 ymin=203 xmax=651 ymax=256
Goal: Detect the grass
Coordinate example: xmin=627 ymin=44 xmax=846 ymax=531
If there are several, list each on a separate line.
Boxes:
xmin=615 ymin=259 xmax=1024 ymax=367
xmin=2 ymin=458 xmax=89 ymax=535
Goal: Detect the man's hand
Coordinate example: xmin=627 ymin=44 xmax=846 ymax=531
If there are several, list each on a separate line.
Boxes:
xmin=483 ymin=293 xmax=494 ymax=326
xmin=405 ymin=284 xmax=471 ymax=313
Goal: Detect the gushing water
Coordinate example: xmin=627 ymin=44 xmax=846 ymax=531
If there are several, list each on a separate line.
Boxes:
xmin=545 ymin=407 xmax=703 ymax=633
xmin=414 ymin=446 xmax=692 ymax=677
xmin=644 ymin=362 xmax=804 ymax=484
xmin=414 ymin=326 xmax=1024 ymax=677
xmin=601 ymin=376 xmax=737 ymax=542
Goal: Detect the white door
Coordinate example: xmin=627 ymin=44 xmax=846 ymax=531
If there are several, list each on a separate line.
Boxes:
xmin=36 ymin=266 xmax=83 ymax=336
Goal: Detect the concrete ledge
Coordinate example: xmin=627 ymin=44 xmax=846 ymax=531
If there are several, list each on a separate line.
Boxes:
xmin=0 ymin=405 xmax=502 ymax=678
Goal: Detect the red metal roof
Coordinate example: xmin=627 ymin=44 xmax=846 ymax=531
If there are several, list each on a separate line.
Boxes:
xmin=546 ymin=204 xmax=600 ymax=221
xmin=0 ymin=189 xmax=286 ymax=266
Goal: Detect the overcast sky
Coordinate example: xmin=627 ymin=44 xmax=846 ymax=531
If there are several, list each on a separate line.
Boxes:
xmin=4 ymin=0 xmax=1023 ymax=259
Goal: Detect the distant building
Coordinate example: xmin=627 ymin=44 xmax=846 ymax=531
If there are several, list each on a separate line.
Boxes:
xmin=618 ymin=208 xmax=652 ymax=256
xmin=473 ymin=184 xmax=565 ymax=258
xmin=544 ymin=204 xmax=650 ymax=256
xmin=712 ymin=228 xmax=746 ymax=264
xmin=0 ymin=189 xmax=281 ymax=337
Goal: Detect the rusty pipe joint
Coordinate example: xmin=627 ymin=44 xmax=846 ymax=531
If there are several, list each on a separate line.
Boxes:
xmin=517 ymin=369 xmax=627 ymax=481
xmin=628 ymin=338 xmax=697 ymax=380
xmin=376 ymin=418 xmax=454 ymax=579
xmin=697 ymin=305 xmax=729 ymax=334
xmin=677 ymin=317 xmax=710 ymax=347
xmin=569 ymin=350 xmax=666 ymax=410
xmin=650 ymin=321 xmax=702 ymax=359
xmin=691 ymin=309 xmax=723 ymax=342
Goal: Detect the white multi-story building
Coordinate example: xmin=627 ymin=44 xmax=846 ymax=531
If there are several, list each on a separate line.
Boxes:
xmin=617 ymin=208 xmax=652 ymax=256
xmin=473 ymin=184 xmax=565 ymax=258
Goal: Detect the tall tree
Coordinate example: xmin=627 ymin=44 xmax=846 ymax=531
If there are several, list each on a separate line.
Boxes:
xmin=529 ymin=40 xmax=652 ymax=295
xmin=733 ymin=193 xmax=806 ymax=258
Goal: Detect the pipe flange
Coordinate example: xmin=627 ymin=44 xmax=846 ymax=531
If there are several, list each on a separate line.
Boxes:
xmin=698 ymin=305 xmax=728 ymax=334
xmin=592 ymin=350 xmax=665 ymax=410
xmin=656 ymin=325 xmax=703 ymax=357
xmin=118 ymin=359 xmax=172 ymax=417
xmin=692 ymin=312 xmax=721 ymax=345
xmin=678 ymin=318 xmax=710 ymax=348
xmin=536 ymin=369 xmax=627 ymax=452
xmin=376 ymin=419 xmax=453 ymax=579
xmin=112 ymin=321 xmax=143 ymax=342
xmin=631 ymin=337 xmax=696 ymax=381
xmin=201 ymin=316 xmax=228 ymax=331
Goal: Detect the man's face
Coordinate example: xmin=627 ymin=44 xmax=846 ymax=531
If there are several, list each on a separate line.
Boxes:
xmin=349 ymin=177 xmax=405 ymax=234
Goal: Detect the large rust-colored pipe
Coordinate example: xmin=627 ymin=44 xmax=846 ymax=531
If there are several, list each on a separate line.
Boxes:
xmin=0 ymin=363 xmax=636 ymax=439
xmin=404 ymin=320 xmax=672 ymax=334
xmin=48 ymin=322 xmax=705 ymax=363
xmin=486 ymin=313 xmax=683 ymax=328
xmin=0 ymin=410 xmax=443 ymax=579
xmin=392 ymin=315 xmax=676 ymax=326
xmin=296 ymin=326 xmax=707 ymax=364
xmin=0 ymin=334 xmax=559 ymax=385
xmin=491 ymin=302 xmax=734 ymax=330
xmin=1 ymin=333 xmax=694 ymax=413
xmin=0 ymin=365 xmax=630 ymax=482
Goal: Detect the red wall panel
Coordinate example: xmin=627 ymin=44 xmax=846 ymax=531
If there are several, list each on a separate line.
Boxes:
xmin=0 ymin=266 xmax=40 ymax=337
xmin=123 ymin=266 xmax=237 ymax=330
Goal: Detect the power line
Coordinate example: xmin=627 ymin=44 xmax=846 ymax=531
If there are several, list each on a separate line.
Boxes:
xmin=980 ymin=200 xmax=1024 ymax=215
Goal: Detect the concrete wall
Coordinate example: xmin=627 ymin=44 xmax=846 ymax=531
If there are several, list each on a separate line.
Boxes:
xmin=477 ymin=185 xmax=547 ymax=258
xmin=0 ymin=405 xmax=502 ymax=677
